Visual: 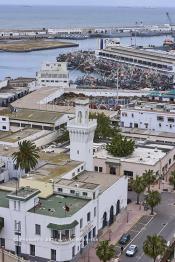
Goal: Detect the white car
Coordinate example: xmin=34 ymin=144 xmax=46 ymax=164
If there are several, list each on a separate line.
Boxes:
xmin=126 ymin=245 xmax=138 ymax=257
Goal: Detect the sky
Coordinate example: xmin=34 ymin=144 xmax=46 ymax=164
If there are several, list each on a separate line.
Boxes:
xmin=1 ymin=0 xmax=175 ymax=7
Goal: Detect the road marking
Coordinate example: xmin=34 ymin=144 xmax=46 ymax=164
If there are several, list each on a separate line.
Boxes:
xmin=135 ymin=222 xmax=169 ymax=261
xmin=123 ymin=216 xmax=155 ymax=251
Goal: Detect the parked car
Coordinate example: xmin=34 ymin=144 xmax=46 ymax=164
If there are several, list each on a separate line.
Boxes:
xmin=119 ymin=234 xmax=131 ymax=245
xmin=126 ymin=245 xmax=138 ymax=257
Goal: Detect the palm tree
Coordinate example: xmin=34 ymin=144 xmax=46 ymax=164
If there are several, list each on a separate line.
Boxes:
xmin=143 ymin=169 xmax=156 ymax=192
xmin=12 ymin=140 xmax=40 ymax=173
xmin=96 ymin=240 xmax=115 ymax=262
xmin=143 ymin=235 xmax=167 ymax=262
xmin=146 ymin=191 xmax=161 ymax=215
xmin=169 ymin=171 xmax=175 ymax=190
xmin=131 ymin=176 xmax=146 ymax=204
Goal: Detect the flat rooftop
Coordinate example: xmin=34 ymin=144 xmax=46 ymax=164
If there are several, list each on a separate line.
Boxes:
xmin=122 ymin=102 xmax=175 ymax=114
xmin=0 ymin=128 xmax=41 ymax=143
xmin=9 ymin=108 xmax=63 ymax=124
xmin=55 ymin=178 xmax=99 ymax=191
xmin=94 ymin=143 xmax=173 ymax=166
xmin=7 ymin=187 xmax=40 ymax=201
xmin=104 ymin=45 xmax=175 ymax=64
xmin=25 ymin=152 xmax=82 ymax=182
xmin=29 ymin=194 xmax=90 ymax=218
xmin=122 ymin=127 xmax=175 ymax=140
xmin=11 ymin=87 xmax=123 ymax=118
xmin=76 ymin=171 xmax=120 ymax=193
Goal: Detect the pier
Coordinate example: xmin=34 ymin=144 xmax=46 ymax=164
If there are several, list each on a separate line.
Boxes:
xmin=0 ymin=24 xmax=173 ymax=40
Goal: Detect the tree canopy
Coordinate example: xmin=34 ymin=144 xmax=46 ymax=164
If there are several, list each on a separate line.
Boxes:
xmin=90 ymin=112 xmax=119 ymax=141
xmin=143 ymin=169 xmax=156 ymax=192
xmin=131 ymin=176 xmax=146 ymax=204
xmin=106 ymin=133 xmax=135 ymax=157
xmin=12 ymin=140 xmax=40 ymax=173
xmin=96 ymin=240 xmax=116 ymax=262
xmin=143 ymin=235 xmax=167 ymax=262
xmin=146 ymin=190 xmax=161 ymax=215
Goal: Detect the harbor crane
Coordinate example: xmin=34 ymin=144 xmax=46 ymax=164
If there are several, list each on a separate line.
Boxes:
xmin=166 ymin=12 xmax=175 ymax=40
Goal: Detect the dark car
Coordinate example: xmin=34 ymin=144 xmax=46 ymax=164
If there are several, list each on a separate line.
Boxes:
xmin=119 ymin=234 xmax=131 ymax=245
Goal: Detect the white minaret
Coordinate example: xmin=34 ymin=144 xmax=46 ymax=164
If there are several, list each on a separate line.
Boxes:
xmin=67 ymin=98 xmax=97 ymax=171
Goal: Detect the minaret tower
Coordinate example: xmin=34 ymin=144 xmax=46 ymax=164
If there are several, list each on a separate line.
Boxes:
xmin=67 ymin=98 xmax=97 ymax=171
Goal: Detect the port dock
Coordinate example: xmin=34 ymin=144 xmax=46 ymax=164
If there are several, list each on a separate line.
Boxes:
xmin=0 ymin=24 xmax=172 ymax=40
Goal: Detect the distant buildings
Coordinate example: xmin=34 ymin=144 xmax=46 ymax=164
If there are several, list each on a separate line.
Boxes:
xmin=36 ymin=62 xmax=70 ymax=88
xmin=121 ymin=102 xmax=175 ymax=133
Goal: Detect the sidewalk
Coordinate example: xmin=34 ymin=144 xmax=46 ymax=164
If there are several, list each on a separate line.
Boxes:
xmin=78 ymin=203 xmax=149 ymax=262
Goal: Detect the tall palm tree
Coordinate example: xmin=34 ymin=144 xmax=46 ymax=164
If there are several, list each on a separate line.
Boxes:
xmin=143 ymin=169 xmax=156 ymax=192
xmin=12 ymin=140 xmax=40 ymax=173
xmin=143 ymin=235 xmax=167 ymax=262
xmin=131 ymin=176 xmax=146 ymax=204
xmin=96 ymin=240 xmax=115 ymax=262
xmin=146 ymin=191 xmax=161 ymax=215
xmin=169 ymin=171 xmax=175 ymax=190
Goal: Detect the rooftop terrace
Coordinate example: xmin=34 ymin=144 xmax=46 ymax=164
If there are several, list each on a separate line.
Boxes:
xmin=29 ymin=194 xmax=90 ymax=218
xmin=7 ymin=187 xmax=40 ymax=201
xmin=94 ymin=142 xmax=173 ymax=166
xmin=9 ymin=108 xmax=63 ymax=124
xmin=25 ymin=152 xmax=82 ymax=182
xmin=0 ymin=128 xmax=40 ymax=143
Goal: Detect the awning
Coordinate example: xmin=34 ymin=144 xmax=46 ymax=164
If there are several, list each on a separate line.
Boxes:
xmin=0 ymin=217 xmax=4 ymax=230
xmin=47 ymin=220 xmax=78 ymax=230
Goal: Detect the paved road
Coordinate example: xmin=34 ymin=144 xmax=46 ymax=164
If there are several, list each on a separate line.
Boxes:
xmin=120 ymin=192 xmax=175 ymax=262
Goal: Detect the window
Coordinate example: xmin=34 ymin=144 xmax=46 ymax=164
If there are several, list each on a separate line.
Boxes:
xmin=51 ymin=249 xmax=56 ymax=261
xmin=93 ymin=227 xmax=96 ymax=238
xmin=94 ymin=166 xmax=98 ymax=172
xmin=168 ymin=117 xmax=174 ymax=123
xmin=14 ymin=201 xmax=20 ymax=211
xmin=124 ymin=170 xmax=133 ymax=177
xmin=2 ymin=126 xmax=6 ymax=130
xmin=70 ymin=190 xmax=75 ymax=194
xmin=80 ymin=218 xmax=83 ymax=229
xmin=94 ymin=207 xmax=96 ymax=217
xmin=81 ymin=166 xmax=84 ymax=170
xmin=78 ymin=168 xmax=80 ymax=172
xmin=99 ymin=167 xmax=103 ymax=173
xmin=77 ymin=150 xmax=79 ymax=155
xmin=83 ymin=192 xmax=87 ymax=197
xmin=87 ymin=212 xmax=91 ymax=222
xmin=131 ymin=113 xmax=134 ymax=118
xmin=72 ymin=246 xmax=75 ymax=258
xmin=169 ymin=159 xmax=171 ymax=165
xmin=14 ymin=221 xmax=21 ymax=234
xmin=134 ymin=123 xmax=138 ymax=128
xmin=2 ymin=118 xmax=6 ymax=121
xmin=30 ymin=244 xmax=35 ymax=256
xmin=35 ymin=224 xmax=41 ymax=235
xmin=14 ymin=201 xmax=16 ymax=210
xmin=57 ymin=188 xmax=62 ymax=192
xmin=0 ymin=238 xmax=5 ymax=247
xmin=157 ymin=116 xmax=164 ymax=121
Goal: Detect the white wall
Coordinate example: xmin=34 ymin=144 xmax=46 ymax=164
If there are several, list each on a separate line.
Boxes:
xmin=121 ymin=108 xmax=175 ymax=133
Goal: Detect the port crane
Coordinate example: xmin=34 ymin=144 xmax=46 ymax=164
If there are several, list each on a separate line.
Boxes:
xmin=166 ymin=12 xmax=175 ymax=40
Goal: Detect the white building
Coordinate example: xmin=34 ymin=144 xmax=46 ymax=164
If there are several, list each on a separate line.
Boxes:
xmin=0 ymin=99 xmax=128 ymax=261
xmin=36 ymin=62 xmax=69 ymax=88
xmin=120 ymin=102 xmax=175 ymax=133
xmin=94 ymin=141 xmax=175 ymax=180
xmin=67 ymin=99 xmax=97 ymax=171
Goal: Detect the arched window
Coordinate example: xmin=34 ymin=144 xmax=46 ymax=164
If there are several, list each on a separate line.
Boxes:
xmin=78 ymin=111 xmax=82 ymax=123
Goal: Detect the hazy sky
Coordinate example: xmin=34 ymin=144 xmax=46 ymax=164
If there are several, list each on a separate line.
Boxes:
xmin=1 ymin=0 xmax=175 ymax=7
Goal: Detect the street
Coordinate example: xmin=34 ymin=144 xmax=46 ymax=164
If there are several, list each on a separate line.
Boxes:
xmin=120 ymin=192 xmax=175 ymax=262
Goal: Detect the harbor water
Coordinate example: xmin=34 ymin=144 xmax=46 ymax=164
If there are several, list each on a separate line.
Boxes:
xmin=0 ymin=5 xmax=174 ymax=80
